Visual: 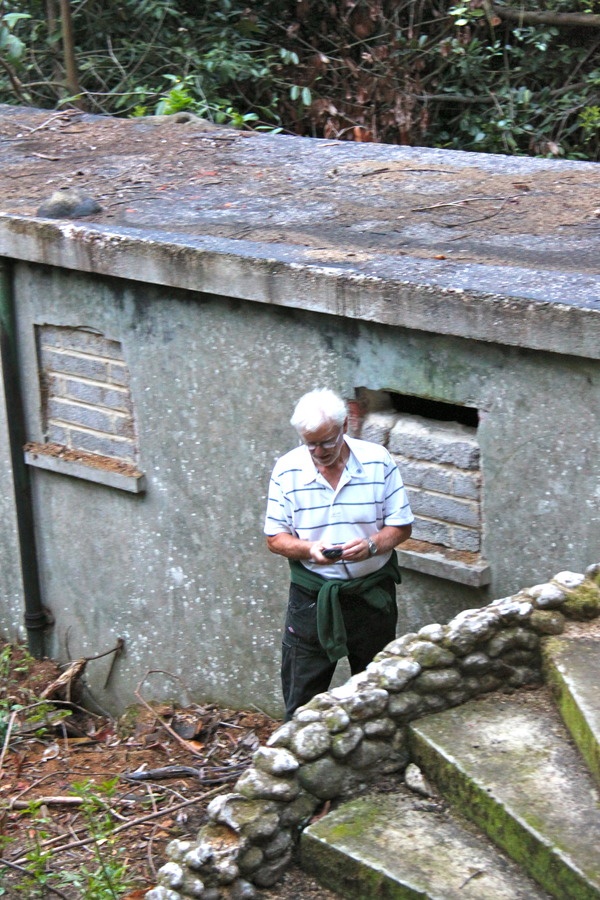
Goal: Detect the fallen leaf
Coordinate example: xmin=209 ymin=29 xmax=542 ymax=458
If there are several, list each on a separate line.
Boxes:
xmin=41 ymin=742 xmax=60 ymax=761
xmin=183 ymin=739 xmax=206 ymax=754
xmin=93 ymin=724 xmax=115 ymax=743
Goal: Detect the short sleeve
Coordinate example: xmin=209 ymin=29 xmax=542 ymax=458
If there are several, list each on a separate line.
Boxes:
xmin=264 ymin=471 xmax=293 ymax=536
xmin=381 ymin=453 xmax=414 ymax=526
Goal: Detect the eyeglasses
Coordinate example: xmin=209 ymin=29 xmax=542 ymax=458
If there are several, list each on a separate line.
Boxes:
xmin=303 ymin=430 xmax=342 ymax=452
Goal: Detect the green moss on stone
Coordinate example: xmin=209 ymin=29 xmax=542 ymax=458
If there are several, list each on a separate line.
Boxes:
xmin=315 ymin=800 xmax=382 ymax=844
xmin=530 ymin=609 xmax=565 ymax=635
xmin=562 ymin=583 xmax=600 ymax=620
xmin=543 ymin=655 xmax=600 ymax=787
xmin=587 ymin=567 xmax=600 ymax=588
xmin=409 ymin=728 xmax=600 ymax=900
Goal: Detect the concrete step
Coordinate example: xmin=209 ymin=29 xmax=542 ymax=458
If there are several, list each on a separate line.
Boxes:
xmin=301 ymin=789 xmax=553 ymax=900
xmin=543 ymin=635 xmax=600 ymax=786
xmin=409 ymin=691 xmax=600 ymax=900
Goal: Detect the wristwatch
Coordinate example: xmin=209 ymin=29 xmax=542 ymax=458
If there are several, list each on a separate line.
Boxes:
xmin=367 ymin=537 xmax=378 ymax=557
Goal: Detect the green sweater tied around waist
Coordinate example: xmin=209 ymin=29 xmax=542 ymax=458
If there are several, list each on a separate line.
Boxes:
xmin=288 ymin=552 xmax=402 ymax=663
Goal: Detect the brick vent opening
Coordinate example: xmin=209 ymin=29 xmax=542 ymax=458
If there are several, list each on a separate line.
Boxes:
xmin=354 ymin=388 xmax=484 ymax=567
xmin=36 ymin=325 xmax=138 ymax=465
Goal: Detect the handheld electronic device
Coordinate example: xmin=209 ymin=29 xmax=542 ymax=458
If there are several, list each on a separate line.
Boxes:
xmin=323 ymin=547 xmax=343 ymax=560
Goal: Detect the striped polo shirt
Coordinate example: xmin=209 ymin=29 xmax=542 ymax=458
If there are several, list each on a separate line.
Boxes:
xmin=264 ymin=435 xmax=414 ymax=580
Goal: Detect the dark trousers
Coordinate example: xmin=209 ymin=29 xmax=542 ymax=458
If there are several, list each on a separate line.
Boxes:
xmin=281 ymin=578 xmax=397 ymax=721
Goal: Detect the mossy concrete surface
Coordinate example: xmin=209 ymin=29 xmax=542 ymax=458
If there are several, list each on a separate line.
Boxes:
xmin=301 ymin=792 xmax=552 ymax=900
xmin=409 ymin=692 xmax=600 ymax=900
xmin=543 ymin=636 xmax=600 ymax=786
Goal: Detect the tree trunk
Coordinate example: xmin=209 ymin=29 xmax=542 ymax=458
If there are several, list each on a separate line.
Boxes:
xmin=58 ymin=0 xmax=84 ymax=108
xmin=45 ymin=0 xmax=64 ymax=99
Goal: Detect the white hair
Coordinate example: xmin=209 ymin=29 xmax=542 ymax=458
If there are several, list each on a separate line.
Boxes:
xmin=290 ymin=389 xmax=347 ymax=434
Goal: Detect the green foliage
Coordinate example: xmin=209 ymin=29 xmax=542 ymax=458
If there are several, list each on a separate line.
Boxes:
xmin=0 ymin=644 xmax=130 ymax=898
xmin=579 ymin=104 xmax=600 ymax=136
xmin=269 ymin=0 xmax=600 ymax=159
xmin=0 ymin=1 xmax=599 ymax=156
xmin=62 ymin=779 xmax=133 ymax=900
xmin=12 ymin=802 xmax=56 ymax=896
xmin=0 ymin=11 xmax=30 ymax=62
xmin=0 ymin=0 xmax=297 ymax=129
xmin=0 ymin=777 xmax=132 ymax=898
xmin=0 ymin=644 xmax=71 ymax=749
xmin=152 ymin=73 xmax=266 ymax=128
xmin=426 ymin=10 xmax=600 ymax=158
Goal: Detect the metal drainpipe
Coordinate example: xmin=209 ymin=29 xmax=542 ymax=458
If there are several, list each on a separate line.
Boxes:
xmin=0 ymin=257 xmax=49 ymax=657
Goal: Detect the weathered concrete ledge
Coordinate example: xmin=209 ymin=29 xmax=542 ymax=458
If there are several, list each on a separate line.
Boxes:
xmin=542 ymin=637 xmax=600 ymax=785
xmin=396 ymin=546 xmax=490 ymax=587
xmin=1 ymin=105 xmax=598 ymax=361
xmin=302 ymin=792 xmax=553 ymax=900
xmin=410 ymin=692 xmax=600 ymax=899
xmin=24 ymin=447 xmax=146 ymax=493
xmin=1 ymin=215 xmax=599 ymax=361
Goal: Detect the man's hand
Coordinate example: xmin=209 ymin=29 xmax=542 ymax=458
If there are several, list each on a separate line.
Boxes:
xmin=340 ymin=537 xmax=370 ymax=562
xmin=267 ymin=523 xmax=411 ymax=564
xmin=267 ymin=533 xmax=341 ymax=564
xmin=308 ymin=542 xmax=340 ymax=565
xmin=341 ymin=524 xmax=412 ymax=562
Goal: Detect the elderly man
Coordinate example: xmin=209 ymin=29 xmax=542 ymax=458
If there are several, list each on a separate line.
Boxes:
xmin=265 ymin=388 xmax=414 ymax=719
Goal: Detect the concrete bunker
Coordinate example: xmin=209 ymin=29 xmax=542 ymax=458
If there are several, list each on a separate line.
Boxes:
xmin=0 ymin=103 xmax=597 ymax=722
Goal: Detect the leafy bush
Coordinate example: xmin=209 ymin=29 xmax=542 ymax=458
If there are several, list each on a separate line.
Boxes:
xmin=0 ymin=0 xmax=599 ymax=157
xmin=268 ymin=0 xmax=600 ymax=158
xmin=0 ymin=0 xmax=295 ymax=128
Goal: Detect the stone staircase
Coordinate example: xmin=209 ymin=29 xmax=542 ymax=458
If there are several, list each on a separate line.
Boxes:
xmin=301 ymin=632 xmax=600 ymax=900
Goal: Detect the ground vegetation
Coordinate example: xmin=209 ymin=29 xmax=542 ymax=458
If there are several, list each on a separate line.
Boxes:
xmin=0 ymin=1 xmax=599 ymax=159
xmin=0 ymin=639 xmax=340 ymax=900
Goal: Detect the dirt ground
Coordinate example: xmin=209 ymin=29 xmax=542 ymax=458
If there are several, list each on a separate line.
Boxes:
xmin=0 ymin=639 xmax=341 ymax=900
xmin=2 ymin=618 xmax=599 ymax=899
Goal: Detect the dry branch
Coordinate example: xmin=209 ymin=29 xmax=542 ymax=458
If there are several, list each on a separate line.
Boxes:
xmin=134 ymin=670 xmax=205 ymax=759
xmin=7 ymin=795 xmax=85 ymax=809
xmin=0 ymin=858 xmax=70 ymax=899
xmin=0 ymin=710 xmax=18 ymax=772
xmin=40 ymin=658 xmax=87 ymax=701
xmin=0 ymin=54 xmax=28 ymax=103
xmin=5 ymin=794 xmax=137 ymax=809
xmin=412 ymin=196 xmax=516 ymax=212
xmin=13 ymin=785 xmax=228 ymax=864
xmin=491 ymin=5 xmax=600 ymax=27
xmin=40 ymin=638 xmax=124 ymax=700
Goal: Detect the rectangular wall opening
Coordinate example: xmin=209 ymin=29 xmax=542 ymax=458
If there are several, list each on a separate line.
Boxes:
xmin=351 ymin=387 xmax=489 ymax=586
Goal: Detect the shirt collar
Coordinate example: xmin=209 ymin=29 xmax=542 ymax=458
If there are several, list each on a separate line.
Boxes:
xmin=299 ymin=437 xmax=366 ymax=484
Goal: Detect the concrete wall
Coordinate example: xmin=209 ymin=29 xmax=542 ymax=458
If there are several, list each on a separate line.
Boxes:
xmin=335 ymin=319 xmax=600 ymax=623
xmin=0 ymin=375 xmax=25 ymax=644
xmin=2 ymin=259 xmax=599 ymax=716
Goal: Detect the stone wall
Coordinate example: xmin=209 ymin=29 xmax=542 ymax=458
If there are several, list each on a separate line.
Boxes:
xmin=37 ymin=325 xmax=137 ymax=463
xmin=147 ymin=562 xmax=600 ymax=900
xmin=362 ymin=410 xmax=483 ymax=555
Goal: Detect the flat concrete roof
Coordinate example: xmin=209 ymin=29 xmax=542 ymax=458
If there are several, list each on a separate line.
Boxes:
xmin=0 ymin=104 xmax=598 ymax=358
